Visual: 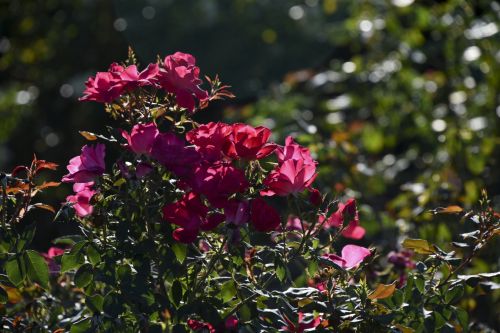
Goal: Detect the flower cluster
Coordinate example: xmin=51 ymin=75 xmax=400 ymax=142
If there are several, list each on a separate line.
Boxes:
xmin=80 ymin=52 xmax=207 ymax=112
xmin=58 ymin=51 xmax=375 ymax=331
xmin=63 ymin=144 xmax=105 ymax=217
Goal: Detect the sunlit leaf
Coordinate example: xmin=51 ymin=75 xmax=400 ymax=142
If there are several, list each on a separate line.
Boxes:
xmin=402 ymin=238 xmax=436 ymax=254
xmin=368 ymin=282 xmax=396 ymax=300
xmin=79 ymin=131 xmax=97 ymax=141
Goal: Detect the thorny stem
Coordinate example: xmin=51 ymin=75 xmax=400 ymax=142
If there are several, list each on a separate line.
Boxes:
xmin=189 ymin=235 xmax=228 ymax=301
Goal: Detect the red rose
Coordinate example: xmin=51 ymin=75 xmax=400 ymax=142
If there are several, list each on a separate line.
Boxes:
xmin=157 ymin=52 xmax=208 ymax=112
xmin=224 ymin=123 xmax=276 ymax=160
xmin=250 ymin=198 xmax=281 ymax=232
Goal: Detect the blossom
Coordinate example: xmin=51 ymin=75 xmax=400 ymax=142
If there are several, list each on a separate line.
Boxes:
xmin=80 ymin=70 xmax=124 ymax=103
xmin=186 ymin=122 xmax=232 ymax=162
xmin=135 ymin=162 xmax=154 ymax=178
xmin=327 ymin=198 xmax=365 ymax=240
xmin=157 ymin=52 xmax=208 ymax=112
xmin=121 ymin=122 xmax=159 ymax=155
xmin=223 ymin=200 xmax=250 ymax=227
xmin=41 ymin=247 xmax=65 ymax=275
xmin=250 ymin=198 xmax=281 ymax=232
xmin=111 ymin=63 xmax=159 ymax=90
xmin=151 ymin=132 xmax=200 ymax=177
xmin=189 ymin=163 xmax=248 ymax=207
xmin=162 ymin=192 xmax=209 ymax=243
xmin=388 ymin=250 xmax=415 ymax=270
xmin=323 ymin=244 xmax=371 ymax=270
xmin=282 ymin=312 xmax=322 ymax=333
xmin=309 ymin=188 xmax=322 ymax=206
xmin=62 ymin=144 xmax=105 ymax=183
xmin=187 ymin=316 xmax=238 ymax=333
xmin=66 ymin=186 xmax=96 ymax=217
xmin=286 ymin=215 xmax=303 ymax=232
xmin=224 ymin=124 xmax=276 ymax=160
xmin=261 ymin=159 xmax=317 ymax=196
xmin=276 ymin=136 xmax=316 ymax=165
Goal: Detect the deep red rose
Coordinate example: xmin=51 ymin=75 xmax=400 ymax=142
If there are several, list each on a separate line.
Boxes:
xmin=250 ymin=198 xmax=281 ymax=232
xmin=162 ymin=192 xmax=208 ymax=243
xmin=309 ymin=188 xmax=322 ymax=206
xmin=186 ymin=122 xmax=232 ymax=162
xmin=151 ymin=132 xmax=200 ymax=177
xmin=224 ymin=123 xmax=276 ymax=160
xmin=190 ymin=163 xmax=248 ymax=207
xmin=223 ymin=200 xmax=250 ymax=227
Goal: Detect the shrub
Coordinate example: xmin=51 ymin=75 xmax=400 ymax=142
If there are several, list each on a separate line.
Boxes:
xmin=0 ymin=50 xmax=499 ymax=332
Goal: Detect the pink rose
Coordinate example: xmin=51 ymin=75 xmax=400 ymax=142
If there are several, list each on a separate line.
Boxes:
xmin=224 ymin=124 xmax=276 ymax=160
xmin=80 ymin=71 xmax=124 ymax=103
xmin=276 ymin=136 xmax=316 ymax=165
xmin=327 ymin=198 xmax=365 ymax=240
xmin=112 ymin=63 xmax=159 ymax=91
xmin=121 ymin=122 xmax=159 ymax=155
xmin=157 ymin=52 xmax=208 ymax=112
xmin=66 ymin=186 xmax=96 ymax=217
xmin=42 ymin=247 xmax=65 ymax=275
xmin=62 ymin=144 xmax=105 ymax=183
xmin=323 ymin=244 xmax=371 ymax=270
xmin=261 ymin=159 xmax=317 ymax=196
xmin=250 ymin=198 xmax=281 ymax=232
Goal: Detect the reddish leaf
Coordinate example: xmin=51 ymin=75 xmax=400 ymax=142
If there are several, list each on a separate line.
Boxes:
xmin=36 ymin=181 xmax=61 ymax=190
xmin=34 ymin=160 xmax=58 ymax=173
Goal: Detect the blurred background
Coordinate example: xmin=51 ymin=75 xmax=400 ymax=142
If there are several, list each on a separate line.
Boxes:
xmin=1 ymin=0 xmax=499 ymax=328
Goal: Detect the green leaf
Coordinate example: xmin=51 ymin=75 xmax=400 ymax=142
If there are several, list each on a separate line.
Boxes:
xmin=415 ymin=276 xmax=425 ymax=294
xmin=53 ymin=235 xmax=85 ymax=246
xmin=75 ymin=264 xmax=93 ymax=288
xmin=171 ymin=243 xmax=187 ymax=264
xmin=220 ymin=280 xmax=237 ymax=303
xmin=25 ymin=250 xmax=49 ymax=289
xmin=276 ymin=264 xmax=286 ymax=282
xmin=455 ymin=307 xmax=468 ymax=330
xmin=0 ymin=285 xmax=8 ymax=304
xmin=86 ymin=294 xmax=104 ymax=313
xmin=170 ymin=279 xmax=183 ymax=306
xmin=86 ymin=244 xmax=101 ymax=266
xmin=5 ymin=256 xmax=25 ymax=286
xmin=61 ymin=253 xmax=85 ymax=273
xmin=70 ymin=317 xmax=92 ymax=333
xmin=445 ymin=285 xmax=464 ymax=304
xmin=103 ymin=292 xmax=124 ymax=317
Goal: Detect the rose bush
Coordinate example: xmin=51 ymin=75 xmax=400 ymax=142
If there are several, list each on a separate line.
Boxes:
xmin=0 ymin=50 xmax=499 ymax=332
